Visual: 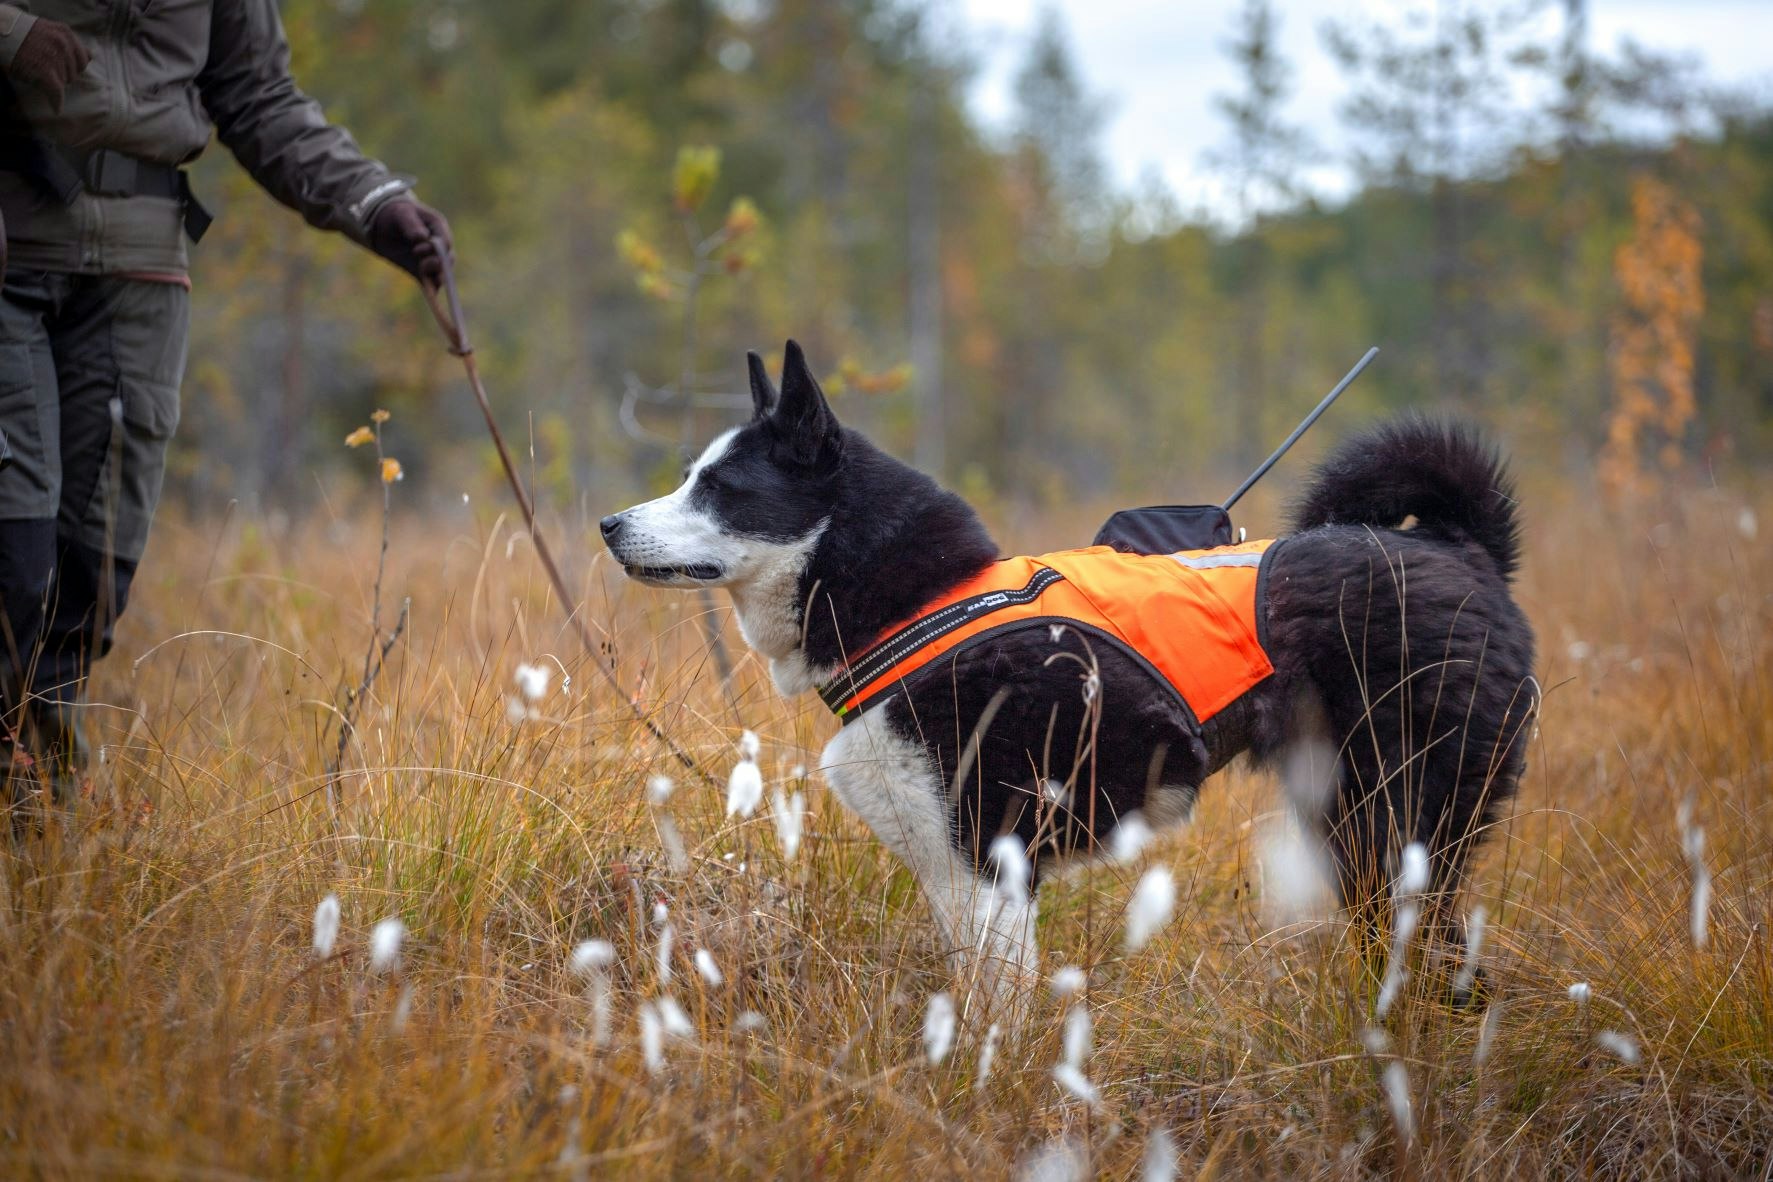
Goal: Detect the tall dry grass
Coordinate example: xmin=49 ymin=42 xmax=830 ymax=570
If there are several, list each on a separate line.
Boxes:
xmin=0 ymin=474 xmax=1767 ymax=1179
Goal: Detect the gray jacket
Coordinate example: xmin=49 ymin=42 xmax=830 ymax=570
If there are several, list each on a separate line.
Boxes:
xmin=0 ymin=0 xmax=410 ymax=275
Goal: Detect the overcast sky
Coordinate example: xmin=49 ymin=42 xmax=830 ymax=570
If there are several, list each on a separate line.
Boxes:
xmin=953 ymin=0 xmax=1773 ymax=218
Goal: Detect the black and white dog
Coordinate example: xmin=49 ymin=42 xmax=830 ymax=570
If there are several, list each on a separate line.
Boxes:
xmin=603 ymin=341 xmax=1536 ymax=1003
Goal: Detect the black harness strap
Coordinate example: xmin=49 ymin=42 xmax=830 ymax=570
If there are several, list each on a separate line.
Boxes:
xmin=817 ymin=565 xmax=1066 ymax=719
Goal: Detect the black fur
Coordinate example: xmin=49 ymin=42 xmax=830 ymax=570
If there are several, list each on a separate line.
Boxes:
xmin=792 ymin=381 xmax=1536 ymax=926
xmin=627 ymin=344 xmax=1538 ymax=949
xmin=1291 ymin=413 xmax=1522 ymax=582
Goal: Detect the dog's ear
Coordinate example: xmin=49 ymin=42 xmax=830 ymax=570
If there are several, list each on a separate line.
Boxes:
xmin=771 ymin=339 xmax=842 ymax=472
xmin=746 ymin=350 xmax=777 ymax=420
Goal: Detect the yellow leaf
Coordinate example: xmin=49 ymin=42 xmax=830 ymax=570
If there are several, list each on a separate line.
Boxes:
xmin=381 ymin=458 xmax=404 ymax=484
xmin=616 ymin=229 xmax=663 ymax=274
xmin=723 ymin=196 xmax=760 ymax=238
xmin=344 ymin=426 xmax=374 ymax=448
xmin=371 ymin=408 xmax=391 ymax=424
xmin=672 ymin=145 xmax=721 ymax=214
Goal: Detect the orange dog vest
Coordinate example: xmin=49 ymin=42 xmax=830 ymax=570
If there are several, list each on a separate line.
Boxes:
xmin=817 ymin=539 xmax=1280 ymax=728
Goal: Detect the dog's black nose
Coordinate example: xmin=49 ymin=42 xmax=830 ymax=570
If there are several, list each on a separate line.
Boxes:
xmin=599 ymin=514 xmax=624 ymax=540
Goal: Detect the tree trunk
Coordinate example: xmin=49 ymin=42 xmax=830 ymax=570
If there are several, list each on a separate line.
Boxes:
xmin=908 ymin=76 xmax=945 ymax=477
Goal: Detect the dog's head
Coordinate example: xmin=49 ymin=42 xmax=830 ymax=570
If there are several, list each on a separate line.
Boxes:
xmin=602 ymin=340 xmax=841 ymax=590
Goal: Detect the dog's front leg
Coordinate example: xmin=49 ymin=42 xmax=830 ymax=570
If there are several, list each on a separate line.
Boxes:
xmin=821 ymin=709 xmax=1039 ymax=1024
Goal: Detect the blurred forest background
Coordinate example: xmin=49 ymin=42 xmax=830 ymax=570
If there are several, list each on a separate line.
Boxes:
xmin=175 ymin=0 xmax=1773 ymax=519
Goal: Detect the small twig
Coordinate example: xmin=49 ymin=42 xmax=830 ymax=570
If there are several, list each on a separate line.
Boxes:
xmin=324 ymin=597 xmax=409 ymax=813
xmin=320 ymin=418 xmax=408 ymax=815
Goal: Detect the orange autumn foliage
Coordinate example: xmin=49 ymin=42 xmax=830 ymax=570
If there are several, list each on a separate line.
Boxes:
xmin=1601 ymin=175 xmax=1705 ymax=496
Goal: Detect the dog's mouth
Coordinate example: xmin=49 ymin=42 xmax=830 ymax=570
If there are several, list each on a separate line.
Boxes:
xmin=623 ymin=562 xmax=725 ymax=585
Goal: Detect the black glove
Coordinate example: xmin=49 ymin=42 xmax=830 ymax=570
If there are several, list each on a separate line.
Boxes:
xmin=8 ymin=18 xmax=91 ymax=111
xmin=368 ymin=198 xmax=452 ymax=285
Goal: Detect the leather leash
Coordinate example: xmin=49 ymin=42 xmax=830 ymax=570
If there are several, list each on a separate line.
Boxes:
xmin=419 ymin=238 xmax=715 ymax=787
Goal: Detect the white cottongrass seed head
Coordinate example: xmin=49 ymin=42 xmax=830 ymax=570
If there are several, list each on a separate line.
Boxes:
xmin=1050 ymin=965 xmax=1087 ymax=998
xmin=1380 ymin=1059 xmax=1415 ymax=1145
xmin=1019 ymin=1139 xmax=1088 ymax=1182
xmin=639 ymin=1003 xmax=665 ymax=1076
xmin=1474 ymin=1002 xmax=1505 ymax=1068
xmin=1398 ymin=842 xmax=1430 ymax=895
xmin=1596 ymin=1029 xmax=1641 ymax=1065
xmin=646 ymin=774 xmax=675 ymax=805
xmin=1567 ymin=981 xmax=1592 ymax=1004
xmin=772 ymin=787 xmax=806 ymax=861
xmin=694 ymin=948 xmax=723 ymax=987
xmin=656 ymin=994 xmax=696 ymax=1039
xmin=1142 ymin=1127 xmax=1178 ymax=1182
xmin=1108 ymin=812 xmax=1156 ymax=863
xmin=312 ymin=894 xmax=341 ymax=958
xmin=1124 ymin=866 xmax=1177 ymax=953
xmin=975 ymin=1022 xmax=1002 ymax=1088
xmin=923 ymin=991 xmax=957 ymax=1065
xmin=1453 ymin=905 xmax=1488 ymax=999
xmin=655 ymin=920 xmax=675 ymax=984
xmin=989 ymin=834 xmax=1031 ymax=900
xmin=1679 ymin=800 xmax=1712 ymax=949
xmin=1061 ymin=1002 xmax=1092 ymax=1070
xmin=514 ymin=661 xmax=552 ymax=702
xmin=1376 ymin=898 xmax=1420 ymax=1018
xmin=571 ymin=939 xmax=615 ymax=976
xmin=369 ymin=917 xmax=406 ymax=972
xmin=726 ymin=757 xmax=764 ymax=819
xmin=1051 ymin=1063 xmax=1101 ymax=1107
xmin=737 ymin=729 xmax=761 ymax=761
xmin=654 ymin=812 xmax=689 ymax=874
xmin=1259 ymin=821 xmax=1334 ymax=922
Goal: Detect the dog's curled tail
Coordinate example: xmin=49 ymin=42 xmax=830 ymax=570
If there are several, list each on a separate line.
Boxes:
xmin=1291 ymin=415 xmax=1521 ymax=581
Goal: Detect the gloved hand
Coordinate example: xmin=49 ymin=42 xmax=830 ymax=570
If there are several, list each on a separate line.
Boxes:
xmin=7 ymin=18 xmax=91 ymax=111
xmin=368 ymin=198 xmax=452 ymax=285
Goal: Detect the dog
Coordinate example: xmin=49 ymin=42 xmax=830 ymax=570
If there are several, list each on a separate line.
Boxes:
xmin=603 ymin=340 xmax=1537 ymax=1007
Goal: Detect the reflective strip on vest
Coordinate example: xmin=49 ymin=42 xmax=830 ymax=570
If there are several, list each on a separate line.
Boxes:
xmin=819 ymin=539 xmax=1278 ymax=726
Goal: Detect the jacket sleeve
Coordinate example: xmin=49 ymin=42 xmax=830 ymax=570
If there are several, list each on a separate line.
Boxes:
xmin=0 ymin=5 xmax=39 ymax=70
xmin=197 ymin=0 xmax=412 ymax=246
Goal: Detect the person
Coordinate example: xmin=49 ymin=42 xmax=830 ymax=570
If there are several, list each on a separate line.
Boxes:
xmin=0 ymin=2 xmax=450 ymax=806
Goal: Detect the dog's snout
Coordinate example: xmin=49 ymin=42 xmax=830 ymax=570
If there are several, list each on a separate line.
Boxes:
xmin=599 ymin=514 xmax=624 ymax=541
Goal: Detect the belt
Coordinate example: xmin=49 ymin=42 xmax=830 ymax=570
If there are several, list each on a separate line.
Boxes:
xmin=0 ymin=139 xmax=212 ymax=243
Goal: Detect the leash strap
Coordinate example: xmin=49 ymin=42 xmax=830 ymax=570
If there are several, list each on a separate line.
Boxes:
xmin=419 ymin=242 xmax=715 ymax=788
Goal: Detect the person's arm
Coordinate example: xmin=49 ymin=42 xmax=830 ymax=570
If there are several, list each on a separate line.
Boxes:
xmin=198 ymin=0 xmax=448 ymax=279
xmin=0 ymin=6 xmax=38 ymax=70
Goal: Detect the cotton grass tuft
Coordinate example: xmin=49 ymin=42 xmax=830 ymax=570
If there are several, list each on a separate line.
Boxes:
xmin=923 ymin=992 xmax=956 ymax=1065
xmin=771 ymin=786 xmax=806 ymax=860
xmin=1124 ymin=866 xmax=1176 ymax=953
xmin=694 ymin=948 xmax=723 ymax=987
xmin=1142 ymin=1127 xmax=1178 ymax=1182
xmin=369 ymin=917 xmax=405 ymax=973
xmin=312 ymin=894 xmax=341 ymax=959
xmin=1596 ymin=1029 xmax=1641 ymax=1065
xmin=726 ymin=746 xmax=764 ymax=819
xmin=1050 ymin=965 xmax=1086 ymax=998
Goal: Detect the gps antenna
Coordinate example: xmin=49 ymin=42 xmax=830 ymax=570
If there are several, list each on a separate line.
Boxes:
xmin=1220 ymin=346 xmax=1379 ymax=512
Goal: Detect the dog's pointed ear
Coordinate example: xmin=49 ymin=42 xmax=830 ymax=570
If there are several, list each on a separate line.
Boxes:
xmin=746 ymin=350 xmax=777 ymax=419
xmin=771 ymin=339 xmax=842 ymax=472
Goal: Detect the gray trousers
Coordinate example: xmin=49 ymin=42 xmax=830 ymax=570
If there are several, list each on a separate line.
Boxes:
xmin=0 ymin=270 xmax=187 ymax=757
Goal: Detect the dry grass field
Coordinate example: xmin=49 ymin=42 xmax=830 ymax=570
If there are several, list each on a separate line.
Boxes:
xmin=0 ymin=471 xmax=1768 ymax=1179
